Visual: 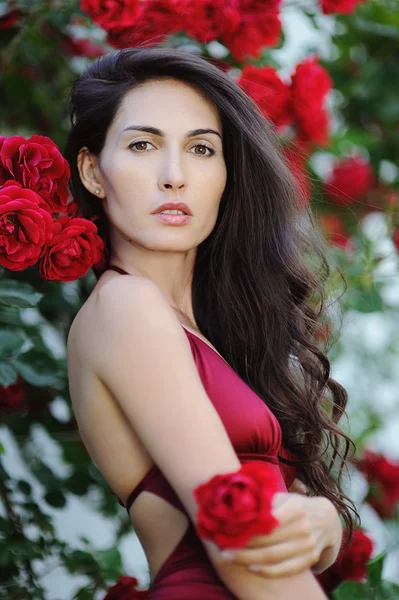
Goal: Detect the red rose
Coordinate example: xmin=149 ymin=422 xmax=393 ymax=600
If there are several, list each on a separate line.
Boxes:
xmin=283 ymin=142 xmax=312 ymax=206
xmin=238 ymin=65 xmax=292 ymax=128
xmin=103 ymin=575 xmax=148 ymax=600
xmin=182 ymin=0 xmax=240 ymax=44
xmin=322 ymin=156 xmax=374 ymax=205
xmin=318 ymin=214 xmax=353 ymax=252
xmin=60 ymin=36 xmax=105 ymax=58
xmin=0 ymin=376 xmax=26 ymax=411
xmin=222 ymin=0 xmax=282 ymax=62
xmin=394 ymin=228 xmax=399 ymax=253
xmin=63 ymin=199 xmax=83 ymax=219
xmin=320 ymin=0 xmax=365 ymax=14
xmin=80 ymin=0 xmax=141 ymax=31
xmin=0 ymin=135 xmax=70 ymax=213
xmin=194 ymin=461 xmax=280 ymax=550
xmin=387 ymin=192 xmax=398 ymax=211
xmin=107 ymin=0 xmax=183 ymax=49
xmin=0 ymin=9 xmax=22 ymax=29
xmin=317 ymin=529 xmax=373 ymax=593
xmin=0 ymin=181 xmax=53 ymax=271
xmin=291 ymin=56 xmax=332 ymax=146
xmin=39 ymin=216 xmax=104 ymax=281
xmin=356 ymin=450 xmax=399 ymax=519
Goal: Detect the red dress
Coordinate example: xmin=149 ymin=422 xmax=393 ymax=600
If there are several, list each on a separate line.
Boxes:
xmin=106 ymin=265 xmax=297 ymax=599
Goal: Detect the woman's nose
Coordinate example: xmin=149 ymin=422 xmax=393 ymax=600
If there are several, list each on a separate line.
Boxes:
xmin=158 ymin=153 xmax=187 ymax=191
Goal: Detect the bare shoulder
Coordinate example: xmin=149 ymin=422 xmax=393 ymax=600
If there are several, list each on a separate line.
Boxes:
xmin=67 ymin=274 xmax=169 ymax=370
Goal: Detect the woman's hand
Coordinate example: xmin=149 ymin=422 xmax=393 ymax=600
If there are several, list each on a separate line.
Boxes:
xmin=219 ymin=490 xmax=342 ymax=578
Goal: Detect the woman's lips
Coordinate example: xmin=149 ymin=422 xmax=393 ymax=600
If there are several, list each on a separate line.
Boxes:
xmin=153 ymin=213 xmax=192 ymax=225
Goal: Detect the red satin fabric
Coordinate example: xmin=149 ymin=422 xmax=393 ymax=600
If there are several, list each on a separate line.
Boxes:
xmin=106 ymin=265 xmax=296 ymax=598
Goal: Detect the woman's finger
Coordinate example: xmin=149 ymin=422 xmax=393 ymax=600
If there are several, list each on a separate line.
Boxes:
xmin=223 ymin=538 xmax=321 ymax=567
xmin=244 ymin=512 xmax=315 ymax=551
xmin=248 ymin=551 xmax=320 ymax=578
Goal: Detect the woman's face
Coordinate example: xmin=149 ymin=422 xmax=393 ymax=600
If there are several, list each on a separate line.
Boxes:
xmin=80 ymin=77 xmax=227 ymax=254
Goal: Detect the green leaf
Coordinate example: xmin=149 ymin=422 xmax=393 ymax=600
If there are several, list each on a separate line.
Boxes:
xmin=379 ymin=581 xmax=399 ymax=596
xmin=367 ymin=552 xmax=386 ymax=586
xmin=0 ymin=362 xmax=18 ymax=386
xmin=0 ymin=281 xmax=43 ymax=309
xmin=0 ymin=306 xmax=24 ymax=326
xmin=64 ymin=549 xmax=99 ymax=575
xmin=357 ymin=289 xmax=384 ymax=313
xmin=347 ymin=288 xmax=385 ymax=313
xmin=0 ymin=330 xmax=24 ymax=358
xmin=17 ymin=480 xmax=32 ymax=495
xmin=44 ymin=489 xmax=67 ymax=508
xmin=96 ymin=547 xmax=122 ymax=581
xmin=66 ymin=471 xmax=91 ymax=496
xmin=14 ymin=349 xmax=60 ymax=386
xmin=73 ymin=585 xmax=96 ymax=600
xmin=332 ymin=581 xmax=375 ymax=599
xmin=333 ymin=580 xmax=399 ymax=599
xmin=0 ymin=545 xmax=11 ymax=567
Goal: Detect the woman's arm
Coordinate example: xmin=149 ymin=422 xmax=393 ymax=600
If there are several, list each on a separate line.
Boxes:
xmin=79 ymin=276 xmax=326 ymax=600
xmin=310 ymin=497 xmax=343 ymax=574
xmin=206 ymin=539 xmax=328 ymax=599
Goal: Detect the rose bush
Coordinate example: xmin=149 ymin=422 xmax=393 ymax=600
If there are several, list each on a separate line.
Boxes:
xmin=238 ymin=65 xmax=292 ymax=128
xmin=291 ymin=56 xmax=333 ymax=146
xmin=0 ymin=376 xmax=26 ymax=411
xmin=317 ymin=529 xmax=374 ymax=593
xmin=39 ymin=216 xmax=104 ymax=282
xmin=320 ymin=0 xmax=365 ymax=15
xmin=356 ymin=451 xmax=399 ymax=519
xmin=322 ymin=156 xmax=374 ymax=205
xmin=80 ymin=0 xmax=141 ymax=30
xmin=0 ymin=135 xmax=70 ymax=213
xmin=0 ymin=181 xmax=53 ymax=270
xmin=106 ymin=0 xmax=184 ymax=49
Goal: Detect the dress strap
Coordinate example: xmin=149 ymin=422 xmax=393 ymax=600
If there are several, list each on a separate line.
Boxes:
xmin=107 ymin=265 xmax=129 ymax=275
xmin=125 ymin=471 xmax=154 ymax=513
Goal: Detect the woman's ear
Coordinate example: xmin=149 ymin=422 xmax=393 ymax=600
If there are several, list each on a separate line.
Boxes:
xmin=77 ymin=147 xmax=105 ymax=198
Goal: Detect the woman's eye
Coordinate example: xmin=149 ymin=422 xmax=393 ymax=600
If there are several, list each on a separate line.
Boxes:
xmin=191 ymin=144 xmax=215 ymax=157
xmin=128 ymin=141 xmax=154 ymax=152
xmin=128 ymin=141 xmax=215 ymax=156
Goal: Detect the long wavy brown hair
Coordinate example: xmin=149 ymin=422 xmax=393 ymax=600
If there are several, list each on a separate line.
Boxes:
xmin=65 ymin=47 xmax=358 ymax=538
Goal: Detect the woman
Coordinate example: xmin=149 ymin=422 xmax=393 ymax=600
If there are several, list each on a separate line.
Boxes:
xmin=66 ymin=47 xmax=357 ymax=599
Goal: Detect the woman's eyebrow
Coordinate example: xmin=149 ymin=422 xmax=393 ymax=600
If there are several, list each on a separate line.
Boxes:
xmin=122 ymin=125 xmax=222 ymax=140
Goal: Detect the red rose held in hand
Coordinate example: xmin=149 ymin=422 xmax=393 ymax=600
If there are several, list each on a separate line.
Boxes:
xmin=0 ymin=181 xmax=53 ymax=271
xmin=39 ymin=216 xmax=104 ymax=281
xmin=194 ymin=461 xmax=280 ymax=550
